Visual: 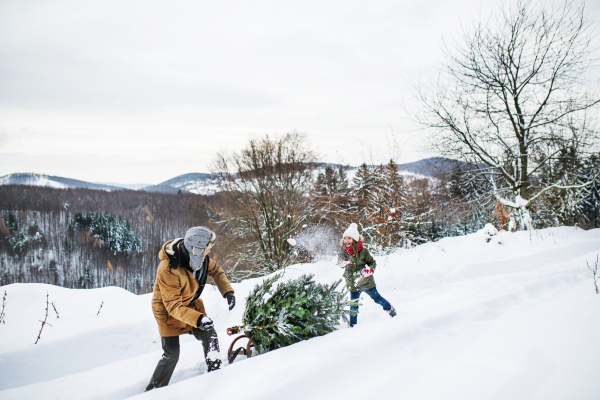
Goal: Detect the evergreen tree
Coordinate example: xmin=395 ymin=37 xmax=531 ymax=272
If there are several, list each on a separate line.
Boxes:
xmin=80 ymin=264 xmax=92 ymax=289
xmin=579 ymin=152 xmax=600 ymax=228
xmin=352 ymin=163 xmax=375 ymax=212
xmin=311 ymin=165 xmax=351 ymax=230
xmin=366 ymin=161 xmax=407 ymax=250
xmin=533 ymin=146 xmax=588 ymax=227
xmin=74 ymin=211 xmax=141 ymax=253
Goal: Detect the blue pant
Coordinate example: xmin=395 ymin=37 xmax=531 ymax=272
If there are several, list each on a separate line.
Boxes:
xmin=350 ymin=287 xmax=392 ymax=325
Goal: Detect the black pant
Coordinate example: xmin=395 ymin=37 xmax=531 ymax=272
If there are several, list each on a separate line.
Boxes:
xmin=145 ymin=326 xmax=220 ymax=391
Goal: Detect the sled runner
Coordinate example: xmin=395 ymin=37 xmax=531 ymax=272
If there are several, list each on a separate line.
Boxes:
xmin=227 ymin=332 xmax=255 ymax=364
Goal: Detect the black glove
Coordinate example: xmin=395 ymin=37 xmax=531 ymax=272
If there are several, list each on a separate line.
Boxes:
xmin=197 ymin=315 xmax=214 ymax=330
xmin=224 ymin=291 xmax=235 ymax=311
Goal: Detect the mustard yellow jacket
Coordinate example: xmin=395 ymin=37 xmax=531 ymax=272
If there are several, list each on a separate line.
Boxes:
xmin=151 ymin=239 xmax=234 ymax=337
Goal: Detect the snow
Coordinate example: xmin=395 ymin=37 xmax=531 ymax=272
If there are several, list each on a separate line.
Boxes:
xmin=478 ymin=223 xmax=499 ymax=243
xmin=0 ymin=173 xmax=68 ymax=189
xmin=286 ymin=238 xmax=297 ymax=246
xmin=1 ymin=227 xmax=600 ymax=400
xmin=173 ymin=177 xmax=220 ymax=195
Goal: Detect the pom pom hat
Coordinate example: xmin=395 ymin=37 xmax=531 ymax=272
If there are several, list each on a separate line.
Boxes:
xmin=343 ymin=223 xmax=360 ymax=242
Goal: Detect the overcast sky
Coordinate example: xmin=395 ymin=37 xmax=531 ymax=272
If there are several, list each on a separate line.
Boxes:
xmin=1 ymin=0 xmax=599 ymax=184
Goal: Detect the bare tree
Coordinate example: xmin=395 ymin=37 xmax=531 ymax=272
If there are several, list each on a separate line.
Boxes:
xmin=413 ymin=0 xmax=599 ymax=229
xmin=212 ymin=132 xmax=317 ymax=274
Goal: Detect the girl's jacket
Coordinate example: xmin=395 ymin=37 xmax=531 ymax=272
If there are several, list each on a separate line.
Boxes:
xmin=339 ymin=246 xmax=377 ymax=292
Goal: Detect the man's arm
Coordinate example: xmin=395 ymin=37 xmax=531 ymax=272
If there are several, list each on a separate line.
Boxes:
xmin=207 ymin=258 xmax=234 ymax=296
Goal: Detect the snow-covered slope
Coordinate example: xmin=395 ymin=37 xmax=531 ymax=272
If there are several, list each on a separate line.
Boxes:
xmin=141 ymin=173 xmax=219 ymax=195
xmin=0 ymin=173 xmax=69 ymax=189
xmin=1 ymin=227 xmax=599 ymax=400
xmin=0 ymin=173 xmax=125 ymax=191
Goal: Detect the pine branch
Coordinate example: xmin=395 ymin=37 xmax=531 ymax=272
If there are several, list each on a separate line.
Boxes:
xmin=34 ymin=292 xmax=53 ymax=344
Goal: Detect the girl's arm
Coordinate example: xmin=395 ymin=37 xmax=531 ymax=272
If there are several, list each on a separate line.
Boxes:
xmin=364 ymin=249 xmax=377 ymax=271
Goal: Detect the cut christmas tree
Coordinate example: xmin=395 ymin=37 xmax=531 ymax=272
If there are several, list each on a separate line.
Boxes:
xmin=228 ymin=273 xmax=355 ymax=354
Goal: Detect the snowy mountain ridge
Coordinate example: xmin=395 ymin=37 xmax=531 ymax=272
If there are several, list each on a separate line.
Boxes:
xmin=0 ymin=158 xmax=459 ymax=196
xmin=0 ymin=173 xmax=124 ymax=191
xmin=140 ymin=173 xmax=220 ymax=195
xmin=1 ymin=226 xmax=599 ymax=400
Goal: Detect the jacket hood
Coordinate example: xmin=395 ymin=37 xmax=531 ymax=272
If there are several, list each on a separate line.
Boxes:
xmin=159 ymin=238 xmax=182 ymax=261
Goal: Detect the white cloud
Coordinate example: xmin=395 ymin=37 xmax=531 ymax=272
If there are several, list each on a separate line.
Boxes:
xmin=0 ymin=0 xmax=598 ymax=182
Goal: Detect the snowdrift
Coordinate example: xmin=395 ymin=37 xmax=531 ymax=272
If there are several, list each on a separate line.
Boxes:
xmin=1 ymin=227 xmax=599 ymax=400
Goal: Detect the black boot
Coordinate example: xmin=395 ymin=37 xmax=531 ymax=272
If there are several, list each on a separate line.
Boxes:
xmin=192 ymin=325 xmax=222 ymax=372
xmin=206 ymin=358 xmax=222 ymax=372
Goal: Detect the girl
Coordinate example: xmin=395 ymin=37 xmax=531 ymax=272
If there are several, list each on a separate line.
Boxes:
xmin=339 ymin=223 xmax=396 ymax=326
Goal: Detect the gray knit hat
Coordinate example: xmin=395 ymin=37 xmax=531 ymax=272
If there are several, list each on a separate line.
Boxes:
xmin=184 ymin=226 xmax=216 ymax=270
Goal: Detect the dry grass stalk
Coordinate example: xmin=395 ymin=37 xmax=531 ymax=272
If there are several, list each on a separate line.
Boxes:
xmin=0 ymin=290 xmax=7 ymax=324
xmin=35 ymin=292 xmax=53 ymax=344
xmin=51 ymin=300 xmax=59 ymax=319
xmin=587 ymin=255 xmax=599 ymax=295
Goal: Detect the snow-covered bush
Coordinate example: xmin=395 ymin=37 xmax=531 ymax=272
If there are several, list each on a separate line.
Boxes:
xmin=478 ymin=223 xmax=499 ymax=243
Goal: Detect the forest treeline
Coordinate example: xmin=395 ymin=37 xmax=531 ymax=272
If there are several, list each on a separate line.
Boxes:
xmin=0 ymin=187 xmax=219 ymax=293
xmin=1 ymin=146 xmax=599 ymax=293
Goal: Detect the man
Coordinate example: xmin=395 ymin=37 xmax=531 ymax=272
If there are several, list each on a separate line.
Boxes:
xmin=146 ymin=226 xmax=236 ymax=391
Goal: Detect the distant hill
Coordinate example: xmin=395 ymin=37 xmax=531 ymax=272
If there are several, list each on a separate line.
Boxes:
xmin=139 ymin=184 xmax=190 ymax=194
xmin=0 ymin=173 xmax=126 ymax=191
xmin=141 ymin=173 xmax=219 ymax=195
xmin=396 ymin=157 xmax=465 ymax=176
xmin=98 ymin=182 xmax=151 ymax=190
xmin=0 ymin=158 xmax=466 ymax=195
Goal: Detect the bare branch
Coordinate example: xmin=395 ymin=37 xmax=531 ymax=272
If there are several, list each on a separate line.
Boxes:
xmin=526 ymin=172 xmax=599 ymax=206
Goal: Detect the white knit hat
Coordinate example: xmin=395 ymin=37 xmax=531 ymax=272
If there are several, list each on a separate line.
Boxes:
xmin=342 ymin=223 xmax=360 ymax=242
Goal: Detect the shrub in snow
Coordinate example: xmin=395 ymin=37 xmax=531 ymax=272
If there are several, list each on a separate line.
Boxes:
xmin=229 ymin=274 xmax=353 ymax=353
xmin=478 ymin=223 xmax=499 ymax=243
xmin=74 ymin=212 xmax=141 ymax=254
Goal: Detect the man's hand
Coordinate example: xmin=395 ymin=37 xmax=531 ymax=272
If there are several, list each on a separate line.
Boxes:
xmin=361 ymin=268 xmax=374 ymax=277
xmin=198 ymin=315 xmax=214 ymax=330
xmin=224 ymin=291 xmax=235 ymax=311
